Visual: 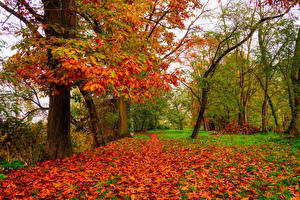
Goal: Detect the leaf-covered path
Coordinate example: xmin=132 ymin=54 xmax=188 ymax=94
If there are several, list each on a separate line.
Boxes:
xmin=0 ymin=134 xmax=298 ymax=199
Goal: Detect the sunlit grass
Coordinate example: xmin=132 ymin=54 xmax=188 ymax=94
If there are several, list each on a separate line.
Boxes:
xmin=143 ymin=129 xmax=299 ymax=152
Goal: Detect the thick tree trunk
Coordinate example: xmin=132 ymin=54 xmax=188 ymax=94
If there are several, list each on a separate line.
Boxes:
xmin=191 ymin=88 xmax=208 ymax=138
xmin=44 ymin=0 xmax=76 ymax=159
xmin=46 ymin=84 xmax=73 ymax=159
xmin=289 ymin=28 xmax=300 ymax=137
xmin=79 ymin=87 xmax=104 ymax=147
xmin=287 ymin=82 xmax=296 ymax=132
xmin=293 ymin=92 xmax=300 ymax=137
xmin=242 ymin=100 xmax=248 ymax=124
xmin=118 ymin=96 xmax=129 ymax=137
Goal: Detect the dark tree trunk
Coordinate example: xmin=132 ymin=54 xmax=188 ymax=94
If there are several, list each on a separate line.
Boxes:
xmin=46 ymin=84 xmax=73 ymax=159
xmin=288 ymin=28 xmax=300 ymax=137
xmin=267 ymin=93 xmax=280 ymax=134
xmin=44 ymin=0 xmax=76 ymax=159
xmin=261 ymin=83 xmax=269 ymax=132
xmin=191 ymin=88 xmax=208 ymax=138
xmin=118 ymin=96 xmax=129 ymax=137
xmin=287 ymin=81 xmax=296 ymax=132
xmin=79 ymin=87 xmax=104 ymax=147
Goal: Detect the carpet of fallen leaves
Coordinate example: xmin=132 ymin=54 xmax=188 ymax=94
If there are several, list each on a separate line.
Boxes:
xmin=0 ymin=133 xmax=299 ymax=199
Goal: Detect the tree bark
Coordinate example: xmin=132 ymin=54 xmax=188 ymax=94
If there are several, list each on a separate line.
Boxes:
xmin=191 ymin=88 xmax=208 ymax=138
xmin=261 ymin=82 xmax=269 ymax=132
xmin=258 ymin=18 xmax=269 ymax=133
xmin=44 ymin=0 xmax=76 ymax=159
xmin=288 ymin=28 xmax=300 ymax=137
xmin=79 ymin=87 xmax=104 ymax=147
xmin=46 ymin=84 xmax=73 ymax=159
xmin=154 ymin=115 xmax=158 ymax=131
xmin=118 ymin=96 xmax=129 ymax=137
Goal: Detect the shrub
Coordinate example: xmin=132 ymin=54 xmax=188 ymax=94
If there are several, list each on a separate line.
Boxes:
xmin=0 ymin=119 xmax=46 ymax=167
xmin=212 ymin=121 xmax=260 ymax=135
xmin=71 ymin=130 xmax=93 ymax=153
xmin=0 ymin=160 xmax=25 ymax=173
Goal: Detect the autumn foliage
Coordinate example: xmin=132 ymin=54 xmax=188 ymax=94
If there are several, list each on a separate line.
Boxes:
xmin=2 ymin=0 xmax=205 ymax=102
xmin=0 ymin=133 xmax=298 ymax=199
xmin=213 ymin=121 xmax=261 ymax=135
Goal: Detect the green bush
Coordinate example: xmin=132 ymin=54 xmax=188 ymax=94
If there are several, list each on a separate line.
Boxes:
xmin=0 ymin=160 xmax=25 ymax=173
xmin=0 ymin=119 xmax=46 ymax=167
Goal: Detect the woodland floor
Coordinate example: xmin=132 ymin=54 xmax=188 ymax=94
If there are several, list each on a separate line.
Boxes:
xmin=0 ymin=132 xmax=299 ymax=199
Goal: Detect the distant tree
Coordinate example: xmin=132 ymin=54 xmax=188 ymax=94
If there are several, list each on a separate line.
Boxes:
xmin=187 ymin=0 xmax=293 ymax=138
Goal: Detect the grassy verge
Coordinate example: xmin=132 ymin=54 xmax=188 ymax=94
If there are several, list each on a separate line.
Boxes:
xmin=142 ymin=129 xmax=299 ymax=151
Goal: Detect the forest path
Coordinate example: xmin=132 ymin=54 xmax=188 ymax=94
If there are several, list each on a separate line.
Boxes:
xmin=1 ymin=134 xmax=297 ymax=199
xmin=125 ymin=133 xmax=183 ymax=199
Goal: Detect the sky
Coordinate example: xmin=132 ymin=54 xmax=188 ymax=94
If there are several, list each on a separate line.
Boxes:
xmin=0 ymin=0 xmax=299 ymax=59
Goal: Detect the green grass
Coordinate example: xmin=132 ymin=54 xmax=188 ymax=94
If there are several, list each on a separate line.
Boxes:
xmin=140 ymin=129 xmax=300 ymax=152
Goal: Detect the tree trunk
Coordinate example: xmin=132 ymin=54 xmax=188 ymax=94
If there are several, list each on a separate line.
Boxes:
xmin=46 ymin=84 xmax=73 ymax=159
xmin=179 ymin=119 xmax=183 ymax=130
xmin=261 ymin=86 xmax=269 ymax=132
xmin=191 ymin=88 xmax=208 ymax=138
xmin=287 ymin=81 xmax=296 ymax=132
xmin=203 ymin=116 xmax=208 ymax=131
xmin=118 ymin=96 xmax=129 ymax=137
xmin=289 ymin=28 xmax=300 ymax=137
xmin=266 ymin=93 xmax=280 ymax=133
xmin=44 ymin=0 xmax=76 ymax=159
xmin=154 ymin=115 xmax=158 ymax=131
xmin=140 ymin=117 xmax=146 ymax=132
xmin=79 ymin=87 xmax=104 ymax=147
xmin=242 ymin=98 xmax=248 ymax=124
xmin=258 ymin=18 xmax=269 ymax=133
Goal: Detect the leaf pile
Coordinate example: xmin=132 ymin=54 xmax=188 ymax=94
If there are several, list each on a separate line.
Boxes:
xmin=212 ymin=121 xmax=261 ymax=135
xmin=0 ymin=134 xmax=298 ymax=199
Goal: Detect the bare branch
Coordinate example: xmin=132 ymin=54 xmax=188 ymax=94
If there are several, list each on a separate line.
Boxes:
xmin=147 ymin=9 xmax=170 ymax=39
xmin=162 ymin=13 xmax=202 ymax=60
xmin=21 ymin=107 xmax=48 ymax=120
xmin=18 ymin=0 xmax=45 ymax=23
xmin=211 ymin=25 xmax=239 ymax=64
xmin=0 ymin=1 xmax=41 ymax=37
xmin=144 ymin=0 xmax=158 ymax=32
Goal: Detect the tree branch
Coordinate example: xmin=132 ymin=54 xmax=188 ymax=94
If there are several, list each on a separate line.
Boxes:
xmin=182 ymin=81 xmax=201 ymax=102
xmin=22 ymin=107 xmax=48 ymax=120
xmin=0 ymin=1 xmax=41 ymax=37
xmin=18 ymin=0 xmax=45 ymax=23
xmin=147 ymin=9 xmax=170 ymax=39
xmin=162 ymin=13 xmax=202 ymax=60
xmin=204 ymin=12 xmax=289 ymax=78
